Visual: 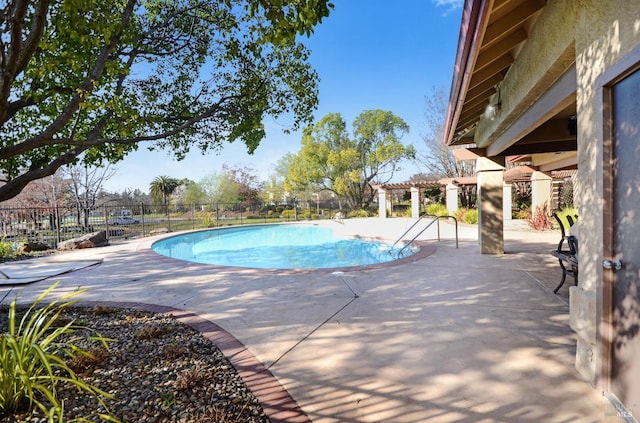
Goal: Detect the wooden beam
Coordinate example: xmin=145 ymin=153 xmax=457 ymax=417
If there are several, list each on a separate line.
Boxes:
xmin=518 ymin=117 xmax=576 ymax=144
xmin=458 ymin=103 xmax=489 ymax=128
xmin=476 ymin=29 xmax=527 ymax=72
xmin=466 ymin=75 xmax=502 ymax=103
xmin=539 ymin=154 xmax=578 ymax=171
xmin=482 ymin=0 xmax=545 ymax=49
xmin=501 ymin=140 xmax=577 ymax=156
xmin=468 ymin=54 xmax=513 ymax=90
xmin=452 ymin=148 xmax=487 ymax=161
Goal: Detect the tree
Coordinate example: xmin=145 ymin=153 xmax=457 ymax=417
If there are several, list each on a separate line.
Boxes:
xmin=417 ymin=86 xmax=476 ymax=207
xmin=66 ymin=162 xmax=117 ymax=228
xmin=149 ymin=175 xmax=179 ymax=216
xmin=183 ymin=180 xmax=207 ymax=206
xmin=0 ymin=0 xmax=333 ymax=202
xmin=262 ymin=152 xmax=296 ymax=205
xmin=223 ymin=165 xmax=263 ymax=205
xmin=196 ymin=165 xmax=262 ymax=206
xmin=288 ymin=110 xmax=415 ymax=210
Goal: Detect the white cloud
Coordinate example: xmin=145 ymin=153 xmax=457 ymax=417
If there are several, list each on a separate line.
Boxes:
xmin=433 ymin=0 xmax=464 ymax=15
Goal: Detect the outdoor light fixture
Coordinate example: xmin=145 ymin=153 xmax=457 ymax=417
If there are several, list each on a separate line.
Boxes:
xmin=485 ymin=102 xmax=500 ymax=119
xmin=484 ymin=84 xmax=502 ymax=120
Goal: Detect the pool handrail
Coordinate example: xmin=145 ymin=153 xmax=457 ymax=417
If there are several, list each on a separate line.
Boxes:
xmin=392 ymin=214 xmax=458 ymax=256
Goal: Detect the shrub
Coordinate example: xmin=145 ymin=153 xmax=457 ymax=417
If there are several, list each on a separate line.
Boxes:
xmin=462 ymin=209 xmax=478 ymax=224
xmin=425 ymin=203 xmax=448 ymax=217
xmin=454 ymin=208 xmax=468 ymax=222
xmin=513 ymin=208 xmax=531 ymax=220
xmin=0 ymin=282 xmax=117 ymax=422
xmin=280 ymin=209 xmax=296 ymax=219
xmin=528 ymin=202 xmax=553 ymax=230
xmin=0 ymin=238 xmax=14 ymax=260
xmin=201 ymin=213 xmax=215 ymax=228
xmin=347 ymin=209 xmax=371 ymax=218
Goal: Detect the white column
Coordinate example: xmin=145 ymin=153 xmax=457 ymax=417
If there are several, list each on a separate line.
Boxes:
xmin=476 ymin=157 xmax=505 ymax=254
xmin=531 ymin=171 xmax=553 ymax=217
xmin=446 ymin=183 xmax=459 ymax=216
xmin=410 ymin=186 xmax=420 ymax=218
xmin=377 ymin=188 xmax=387 ymax=219
xmin=503 ymin=182 xmax=513 ymax=220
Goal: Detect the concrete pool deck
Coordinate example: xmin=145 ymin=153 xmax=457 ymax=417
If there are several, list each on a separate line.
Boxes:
xmin=0 ymin=218 xmax=624 ymax=422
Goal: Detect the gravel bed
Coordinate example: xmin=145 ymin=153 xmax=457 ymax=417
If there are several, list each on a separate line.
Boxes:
xmin=0 ymin=306 xmax=269 ymax=423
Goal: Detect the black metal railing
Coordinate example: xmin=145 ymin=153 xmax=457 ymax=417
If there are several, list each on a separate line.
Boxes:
xmin=0 ymin=202 xmax=341 ymax=248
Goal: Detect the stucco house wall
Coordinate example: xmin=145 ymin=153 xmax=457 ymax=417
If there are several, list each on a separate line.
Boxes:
xmin=458 ymin=0 xmax=640 ymax=386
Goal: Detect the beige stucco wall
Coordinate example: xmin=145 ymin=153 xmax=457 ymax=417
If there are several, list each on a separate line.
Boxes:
xmin=573 ymin=0 xmax=640 ymax=384
xmin=474 ymin=0 xmax=578 ymax=151
xmin=471 ymin=0 xmax=640 ymax=385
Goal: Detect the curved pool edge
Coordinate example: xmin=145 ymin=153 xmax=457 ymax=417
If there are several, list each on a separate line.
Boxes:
xmin=144 ymin=225 xmax=438 ymax=274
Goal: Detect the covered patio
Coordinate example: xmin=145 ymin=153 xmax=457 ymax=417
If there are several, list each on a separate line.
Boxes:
xmin=443 ymin=0 xmax=640 ymax=418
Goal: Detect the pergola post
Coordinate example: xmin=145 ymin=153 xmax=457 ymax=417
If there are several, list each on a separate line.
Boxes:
xmin=531 ymin=171 xmax=553 ymax=217
xmin=377 ymin=187 xmax=387 ymax=219
xmin=446 ymin=183 xmax=459 ymax=216
xmin=477 ymin=156 xmax=505 ymax=254
xmin=410 ymin=186 xmax=420 ymax=218
xmin=503 ymin=182 xmax=513 ymax=220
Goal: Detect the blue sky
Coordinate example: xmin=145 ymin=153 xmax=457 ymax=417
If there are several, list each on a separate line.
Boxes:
xmin=103 ymin=0 xmax=463 ymax=193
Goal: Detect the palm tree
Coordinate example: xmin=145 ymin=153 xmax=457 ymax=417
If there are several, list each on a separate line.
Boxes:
xmin=149 ymin=176 xmax=179 ymax=219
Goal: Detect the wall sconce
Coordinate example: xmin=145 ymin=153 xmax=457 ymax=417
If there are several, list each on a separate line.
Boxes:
xmin=484 ymin=84 xmax=502 ymax=120
xmin=485 ymin=102 xmax=500 ymax=120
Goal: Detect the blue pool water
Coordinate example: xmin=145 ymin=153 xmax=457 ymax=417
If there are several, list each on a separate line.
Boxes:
xmin=151 ymin=224 xmax=415 ymax=269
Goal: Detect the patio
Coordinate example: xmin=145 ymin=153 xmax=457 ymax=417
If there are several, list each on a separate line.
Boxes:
xmin=0 ymin=218 xmax=623 ymax=422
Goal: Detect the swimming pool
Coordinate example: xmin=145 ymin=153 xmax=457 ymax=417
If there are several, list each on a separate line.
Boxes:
xmin=151 ymin=224 xmax=416 ymax=269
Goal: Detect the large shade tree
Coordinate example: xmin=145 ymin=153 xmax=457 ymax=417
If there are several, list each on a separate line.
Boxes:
xmin=0 ymin=0 xmax=333 ymax=202
xmin=288 ymin=110 xmax=415 ymax=210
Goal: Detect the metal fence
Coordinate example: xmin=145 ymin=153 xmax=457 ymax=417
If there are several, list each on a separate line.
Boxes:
xmin=0 ymin=202 xmax=342 ymax=249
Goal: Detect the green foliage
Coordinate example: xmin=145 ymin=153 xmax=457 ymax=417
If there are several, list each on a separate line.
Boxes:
xmin=347 ymin=209 xmax=372 ymax=218
xmin=0 ymin=282 xmax=117 ymax=422
xmin=513 ymin=190 xmax=532 ymax=210
xmin=513 ymin=208 xmax=531 ymax=220
xmin=287 ymin=110 xmax=414 ymax=210
xmin=423 ymin=187 xmax=442 ymax=203
xmin=453 ymin=207 xmax=478 ymax=224
xmin=462 ymin=209 xmax=478 ymax=224
xmin=425 ymin=203 xmax=448 ymax=217
xmin=149 ymin=176 xmax=180 ymax=216
xmin=299 ymin=209 xmax=319 ymax=220
xmin=280 ymin=209 xmax=296 ymax=219
xmin=0 ymin=238 xmax=15 ymax=260
xmin=0 ymin=0 xmax=332 ymax=201
xmin=391 ymin=205 xmax=411 ymax=217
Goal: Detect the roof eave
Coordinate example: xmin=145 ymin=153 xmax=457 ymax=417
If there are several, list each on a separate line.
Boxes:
xmin=443 ymin=0 xmax=491 ymax=146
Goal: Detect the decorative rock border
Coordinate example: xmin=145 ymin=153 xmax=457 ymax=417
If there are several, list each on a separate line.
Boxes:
xmin=81 ymin=301 xmax=311 ymax=423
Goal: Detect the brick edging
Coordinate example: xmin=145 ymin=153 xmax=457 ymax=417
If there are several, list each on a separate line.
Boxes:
xmin=80 ymin=301 xmax=310 ymax=423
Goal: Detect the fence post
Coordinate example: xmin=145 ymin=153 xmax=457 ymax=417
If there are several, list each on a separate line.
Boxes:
xmin=166 ymin=202 xmax=171 ymax=231
xmin=55 ymin=202 xmax=61 ymax=245
xmin=140 ymin=202 xmax=146 ymax=236
xmin=192 ymin=203 xmax=196 ymax=230
xmin=104 ymin=204 xmax=109 ymax=240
